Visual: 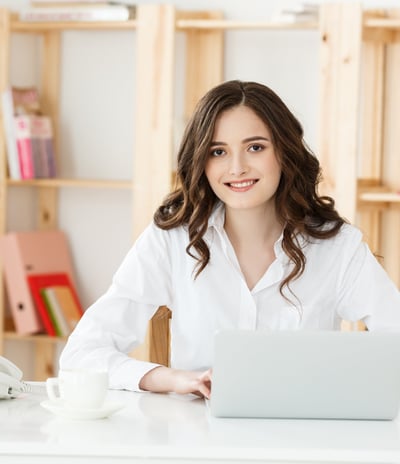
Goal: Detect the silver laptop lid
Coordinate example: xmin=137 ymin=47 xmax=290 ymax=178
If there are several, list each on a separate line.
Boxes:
xmin=210 ymin=330 xmax=400 ymax=420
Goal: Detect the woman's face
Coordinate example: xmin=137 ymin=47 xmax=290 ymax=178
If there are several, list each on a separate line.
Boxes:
xmin=204 ymin=105 xmax=281 ymax=214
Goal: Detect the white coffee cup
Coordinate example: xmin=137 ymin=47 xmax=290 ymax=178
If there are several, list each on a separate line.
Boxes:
xmin=46 ymin=368 xmax=109 ymax=410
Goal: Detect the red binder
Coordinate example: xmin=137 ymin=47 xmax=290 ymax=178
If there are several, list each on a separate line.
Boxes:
xmin=0 ymin=230 xmax=78 ymax=335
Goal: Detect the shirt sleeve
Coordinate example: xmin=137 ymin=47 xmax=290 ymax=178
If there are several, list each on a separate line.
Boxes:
xmin=336 ymin=232 xmax=400 ymax=330
xmin=59 ymin=222 xmax=173 ymax=391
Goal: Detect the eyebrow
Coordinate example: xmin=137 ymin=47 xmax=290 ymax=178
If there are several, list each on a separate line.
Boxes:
xmin=210 ymin=136 xmax=271 ymax=146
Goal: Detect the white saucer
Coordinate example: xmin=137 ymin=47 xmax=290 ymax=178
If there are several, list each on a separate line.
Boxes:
xmin=40 ymin=399 xmax=124 ymax=420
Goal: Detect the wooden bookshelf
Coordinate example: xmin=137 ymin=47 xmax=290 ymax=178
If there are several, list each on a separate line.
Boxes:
xmin=0 ymin=3 xmax=399 ymax=378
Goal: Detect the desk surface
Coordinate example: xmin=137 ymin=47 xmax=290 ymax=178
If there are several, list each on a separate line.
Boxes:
xmin=1 ymin=385 xmax=400 ymax=464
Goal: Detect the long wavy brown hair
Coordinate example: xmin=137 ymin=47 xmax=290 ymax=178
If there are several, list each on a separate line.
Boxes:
xmin=154 ymin=80 xmax=345 ymax=300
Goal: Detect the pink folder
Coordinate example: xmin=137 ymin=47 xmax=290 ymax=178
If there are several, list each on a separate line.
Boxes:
xmin=0 ymin=230 xmax=77 ymax=335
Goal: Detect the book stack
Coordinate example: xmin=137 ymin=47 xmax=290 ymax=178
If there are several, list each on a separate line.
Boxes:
xmin=271 ymin=2 xmax=318 ymax=23
xmin=1 ymin=87 xmax=57 ymax=180
xmin=0 ymin=230 xmax=84 ymax=336
xmin=28 ymin=273 xmax=83 ymax=337
xmin=20 ymin=0 xmax=136 ymax=22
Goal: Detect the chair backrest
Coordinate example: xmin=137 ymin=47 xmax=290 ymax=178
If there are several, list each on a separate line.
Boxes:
xmin=148 ymin=306 xmax=171 ymax=366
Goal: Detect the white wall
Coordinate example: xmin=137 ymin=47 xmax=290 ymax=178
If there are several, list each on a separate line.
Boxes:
xmin=1 ymin=0 xmax=398 ymax=375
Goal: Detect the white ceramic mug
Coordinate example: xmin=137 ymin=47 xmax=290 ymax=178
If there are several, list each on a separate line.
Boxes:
xmin=46 ymin=368 xmax=109 ymax=410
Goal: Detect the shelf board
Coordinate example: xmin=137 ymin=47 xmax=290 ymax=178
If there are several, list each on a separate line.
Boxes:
xmin=4 ymin=331 xmax=66 ymax=342
xmin=176 ymin=19 xmax=318 ymax=31
xmin=364 ymin=18 xmax=400 ymax=30
xmin=9 ymin=14 xmax=400 ymax=34
xmin=7 ymin=178 xmax=132 ymax=189
xmin=359 ymin=191 xmax=400 ymax=203
xmin=11 ymin=17 xmax=137 ymax=32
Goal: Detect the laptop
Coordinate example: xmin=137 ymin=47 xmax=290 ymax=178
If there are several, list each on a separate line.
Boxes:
xmin=209 ymin=330 xmax=400 ymax=420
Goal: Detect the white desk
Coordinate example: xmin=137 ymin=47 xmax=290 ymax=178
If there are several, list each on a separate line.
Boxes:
xmin=1 ymin=385 xmax=400 ymax=464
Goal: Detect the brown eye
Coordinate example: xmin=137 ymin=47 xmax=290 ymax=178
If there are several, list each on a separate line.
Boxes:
xmin=249 ymin=144 xmax=264 ymax=152
xmin=211 ymin=148 xmax=225 ymax=157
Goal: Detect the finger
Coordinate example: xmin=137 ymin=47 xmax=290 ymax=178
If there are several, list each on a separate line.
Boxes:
xmin=200 ymin=368 xmax=213 ymax=382
xmin=197 ymin=381 xmax=211 ymax=400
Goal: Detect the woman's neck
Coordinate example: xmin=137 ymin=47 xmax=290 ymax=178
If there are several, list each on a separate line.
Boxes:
xmin=224 ymin=205 xmax=282 ymax=247
xmin=223 ymin=205 xmax=283 ymax=290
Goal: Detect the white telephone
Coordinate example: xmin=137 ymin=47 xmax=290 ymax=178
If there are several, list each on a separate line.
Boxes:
xmin=0 ymin=355 xmax=33 ymax=399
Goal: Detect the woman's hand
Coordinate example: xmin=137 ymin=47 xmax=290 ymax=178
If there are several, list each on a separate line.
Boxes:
xmin=139 ymin=366 xmax=212 ymax=399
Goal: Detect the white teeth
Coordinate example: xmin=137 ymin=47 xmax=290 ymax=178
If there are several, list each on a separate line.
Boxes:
xmin=229 ymin=180 xmax=255 ymax=188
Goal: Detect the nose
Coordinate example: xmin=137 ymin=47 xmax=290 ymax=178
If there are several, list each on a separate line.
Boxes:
xmin=228 ymin=153 xmax=248 ymax=176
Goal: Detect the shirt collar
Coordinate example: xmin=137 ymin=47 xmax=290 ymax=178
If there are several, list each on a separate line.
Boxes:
xmin=207 ymin=201 xmax=225 ymax=232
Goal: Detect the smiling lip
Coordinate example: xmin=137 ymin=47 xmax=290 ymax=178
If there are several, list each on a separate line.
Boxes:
xmin=225 ymin=179 xmax=258 ymax=192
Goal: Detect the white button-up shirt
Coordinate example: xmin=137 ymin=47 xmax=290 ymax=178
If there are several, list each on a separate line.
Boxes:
xmin=60 ymin=203 xmax=400 ymax=391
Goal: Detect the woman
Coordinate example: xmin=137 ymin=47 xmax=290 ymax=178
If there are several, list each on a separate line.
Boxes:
xmin=60 ymin=81 xmax=400 ymax=399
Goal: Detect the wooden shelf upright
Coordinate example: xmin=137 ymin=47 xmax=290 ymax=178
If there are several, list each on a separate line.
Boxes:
xmin=318 ymin=3 xmax=400 ymax=287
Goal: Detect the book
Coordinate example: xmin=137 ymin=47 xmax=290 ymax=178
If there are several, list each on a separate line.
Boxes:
xmin=40 ymin=287 xmax=71 ymax=336
xmin=31 ymin=115 xmax=57 ymax=178
xmin=280 ymin=3 xmax=318 ymax=14
xmin=1 ymin=90 xmax=21 ymax=180
xmin=40 ymin=287 xmax=66 ymax=336
xmin=14 ymin=115 xmax=35 ymax=179
xmin=273 ymin=12 xmax=317 ymax=23
xmin=20 ymin=5 xmax=133 ymax=22
xmin=0 ymin=230 xmax=78 ymax=335
xmin=27 ymin=273 xmax=83 ymax=336
xmin=31 ymin=1 xmax=112 ymax=3
xmin=47 ymin=285 xmax=83 ymax=332
xmin=14 ymin=114 xmax=56 ymax=179
xmin=272 ymin=2 xmax=318 ymax=23
xmin=0 ymin=238 xmax=43 ymax=335
xmin=1 ymin=86 xmax=46 ymax=180
xmin=30 ymin=1 xmax=133 ymax=3
xmin=28 ymin=275 xmax=56 ymax=335
xmin=38 ymin=282 xmax=82 ymax=336
xmin=30 ymin=1 xmax=136 ymax=7
xmin=12 ymin=87 xmax=41 ymax=116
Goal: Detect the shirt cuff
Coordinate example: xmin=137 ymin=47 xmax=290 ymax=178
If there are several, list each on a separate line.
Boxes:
xmin=110 ymin=357 xmax=162 ymax=392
